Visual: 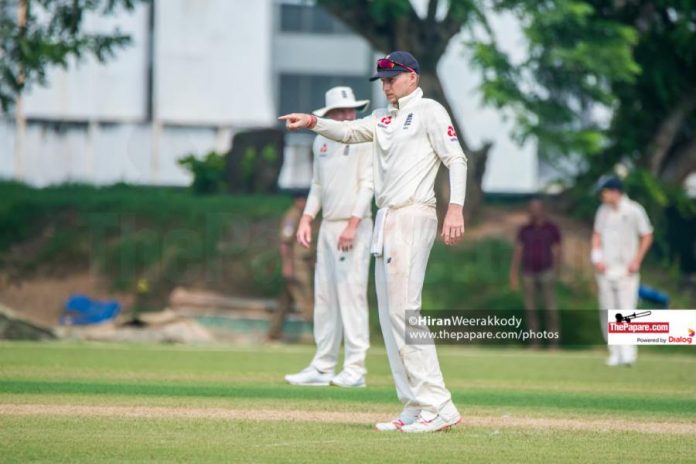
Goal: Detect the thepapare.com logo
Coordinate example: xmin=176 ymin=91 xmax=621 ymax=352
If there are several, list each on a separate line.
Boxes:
xmin=608 ymin=311 xmax=669 ymax=334
xmin=609 ymin=311 xmax=696 ymax=345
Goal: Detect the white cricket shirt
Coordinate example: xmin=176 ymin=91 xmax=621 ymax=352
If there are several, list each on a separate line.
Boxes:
xmin=312 ymin=87 xmax=468 ymax=209
xmin=303 ymin=136 xmax=373 ymax=221
xmin=594 ymin=195 xmax=653 ymax=274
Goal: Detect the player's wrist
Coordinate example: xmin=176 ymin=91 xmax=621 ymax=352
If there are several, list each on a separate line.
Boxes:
xmin=447 ymin=203 xmax=463 ymax=215
xmin=307 ymin=114 xmax=318 ymax=129
xmin=590 ymin=248 xmax=603 ymax=265
xmin=347 ymin=216 xmax=361 ymax=228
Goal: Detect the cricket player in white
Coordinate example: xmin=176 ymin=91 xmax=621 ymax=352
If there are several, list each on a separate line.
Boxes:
xmin=592 ymin=176 xmax=653 ymax=366
xmin=284 ymin=87 xmax=374 ymax=388
xmin=281 ymin=51 xmax=466 ymax=433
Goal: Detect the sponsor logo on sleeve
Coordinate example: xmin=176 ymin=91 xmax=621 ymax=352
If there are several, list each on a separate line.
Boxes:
xmin=447 ymin=125 xmax=458 ymax=141
xmin=378 ymin=115 xmax=393 ymax=129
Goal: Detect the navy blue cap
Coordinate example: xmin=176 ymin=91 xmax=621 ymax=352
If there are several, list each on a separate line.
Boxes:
xmin=594 ymin=175 xmax=623 ymax=194
xmin=370 ymin=51 xmax=420 ymax=81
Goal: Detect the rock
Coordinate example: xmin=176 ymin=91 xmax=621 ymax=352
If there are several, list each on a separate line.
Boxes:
xmin=0 ymin=303 xmax=56 ymax=340
xmin=169 ymin=287 xmax=277 ymax=313
xmin=138 ymin=308 xmax=180 ymax=326
xmin=57 ymin=318 xmax=215 ymax=344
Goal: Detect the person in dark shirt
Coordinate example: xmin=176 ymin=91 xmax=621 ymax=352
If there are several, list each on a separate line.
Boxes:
xmin=509 ymin=199 xmax=562 ymax=347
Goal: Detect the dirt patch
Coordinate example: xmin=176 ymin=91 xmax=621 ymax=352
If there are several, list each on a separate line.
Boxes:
xmin=1 ymin=404 xmax=693 ymax=435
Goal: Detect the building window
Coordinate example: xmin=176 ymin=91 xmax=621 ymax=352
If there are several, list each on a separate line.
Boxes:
xmin=280 ymin=3 xmax=351 ymax=35
xmin=278 ymin=74 xmax=372 ymax=117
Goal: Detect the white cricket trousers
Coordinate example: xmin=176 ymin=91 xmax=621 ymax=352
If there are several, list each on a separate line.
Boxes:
xmin=375 ymin=204 xmax=456 ymax=418
xmin=597 ymin=273 xmax=640 ymax=363
xmin=310 ymin=218 xmax=372 ymax=377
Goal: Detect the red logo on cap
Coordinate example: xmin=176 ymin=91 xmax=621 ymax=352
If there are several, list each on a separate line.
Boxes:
xmin=380 ymin=116 xmax=393 ymax=125
xmin=447 ymin=125 xmax=457 ymax=137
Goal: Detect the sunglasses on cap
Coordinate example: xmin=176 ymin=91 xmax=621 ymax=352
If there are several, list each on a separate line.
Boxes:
xmin=376 ymin=58 xmax=417 ymax=74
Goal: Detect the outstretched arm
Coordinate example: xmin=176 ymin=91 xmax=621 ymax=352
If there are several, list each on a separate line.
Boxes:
xmin=279 ymin=113 xmax=375 ymax=144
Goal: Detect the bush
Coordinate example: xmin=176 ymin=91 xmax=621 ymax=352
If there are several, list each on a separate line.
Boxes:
xmin=178 ymin=151 xmax=226 ymax=194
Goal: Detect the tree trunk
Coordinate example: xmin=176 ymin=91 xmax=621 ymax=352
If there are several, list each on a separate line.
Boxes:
xmin=659 ymin=136 xmax=696 ymax=184
xmin=646 ymin=88 xmax=696 ymax=176
xmin=14 ymin=0 xmax=27 ymax=181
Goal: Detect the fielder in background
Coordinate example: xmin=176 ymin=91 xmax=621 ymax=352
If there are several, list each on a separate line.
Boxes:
xmin=268 ymin=192 xmax=315 ymax=341
xmin=284 ymin=86 xmax=374 ymax=388
xmin=509 ymin=198 xmax=562 ymax=348
xmin=280 ymin=51 xmax=466 ymax=433
xmin=592 ymin=176 xmax=653 ymax=366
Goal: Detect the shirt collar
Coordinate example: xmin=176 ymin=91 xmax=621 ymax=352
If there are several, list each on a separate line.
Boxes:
xmin=388 ymin=87 xmax=423 ymax=112
xmin=611 ymin=194 xmax=630 ymax=211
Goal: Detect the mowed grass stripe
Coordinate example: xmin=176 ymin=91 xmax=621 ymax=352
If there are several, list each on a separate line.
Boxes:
xmin=1 ymin=415 xmax=695 ymax=464
xmin=3 ymin=367 xmax=695 ymax=397
xmin=1 ymin=379 xmax=694 ymax=417
xmin=3 ymin=404 xmax=696 ymax=435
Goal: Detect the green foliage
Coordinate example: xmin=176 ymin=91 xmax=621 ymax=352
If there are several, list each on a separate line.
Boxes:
xmin=476 ymin=0 xmax=696 ymax=185
xmin=178 ymin=151 xmax=227 ymax=195
xmin=261 ymin=144 xmax=277 ymax=163
xmin=473 ymin=0 xmax=642 ymax=159
xmin=240 ymin=147 xmax=256 ymax=187
xmin=0 ymin=0 xmax=146 ymax=112
xmin=622 ymin=170 xmax=696 ymax=269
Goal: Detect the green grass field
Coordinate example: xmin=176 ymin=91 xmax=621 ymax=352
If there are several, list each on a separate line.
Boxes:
xmin=1 ymin=341 xmax=695 ymax=463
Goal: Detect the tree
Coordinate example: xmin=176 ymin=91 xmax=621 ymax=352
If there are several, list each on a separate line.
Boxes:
xmin=317 ymin=0 xmax=495 ymax=220
xmin=0 ymin=0 xmax=146 ymax=112
xmin=472 ymin=0 xmax=696 ymax=186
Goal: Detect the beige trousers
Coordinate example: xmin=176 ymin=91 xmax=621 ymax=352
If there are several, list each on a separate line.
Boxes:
xmin=375 ymin=204 xmax=457 ymax=419
xmin=597 ymin=272 xmax=640 ymax=363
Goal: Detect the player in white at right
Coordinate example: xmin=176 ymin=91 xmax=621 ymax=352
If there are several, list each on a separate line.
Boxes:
xmin=592 ymin=176 xmax=653 ymax=366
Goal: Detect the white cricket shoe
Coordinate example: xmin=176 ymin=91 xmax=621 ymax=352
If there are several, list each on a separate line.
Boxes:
xmin=374 ymin=411 xmax=419 ymax=432
xmin=284 ymin=367 xmax=333 ymax=386
xmin=330 ymin=371 xmax=366 ymax=388
xmin=400 ymin=411 xmax=462 ymax=433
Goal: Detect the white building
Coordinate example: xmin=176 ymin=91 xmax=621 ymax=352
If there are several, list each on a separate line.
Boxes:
xmin=0 ymin=0 xmax=538 ymax=193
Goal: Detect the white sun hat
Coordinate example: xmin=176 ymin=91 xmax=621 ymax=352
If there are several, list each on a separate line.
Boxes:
xmin=312 ymin=86 xmax=370 ymax=117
